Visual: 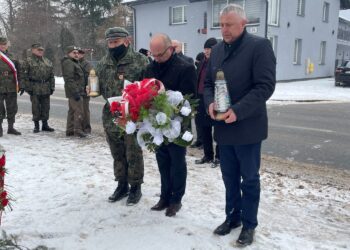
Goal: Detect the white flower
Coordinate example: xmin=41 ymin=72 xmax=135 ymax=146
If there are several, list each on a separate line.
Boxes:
xmin=174 ymin=116 xmax=183 ymax=123
xmin=182 ymin=131 xmax=193 ymax=142
xmin=156 ymin=112 xmax=167 ymax=125
xmin=125 ymin=121 xmax=137 ymax=134
xmin=153 ymin=134 xmax=164 ymax=146
xmin=136 ymin=128 xmax=148 ymax=149
xmin=180 ymin=106 xmax=191 ymax=116
xmin=166 ymin=90 xmax=184 ymax=107
xmin=162 ymin=120 xmax=181 ymax=139
xmin=183 ymin=100 xmax=191 ymax=108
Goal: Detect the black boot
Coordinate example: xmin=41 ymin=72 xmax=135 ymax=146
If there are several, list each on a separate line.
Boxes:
xmin=108 ymin=181 xmax=129 ymax=202
xmin=42 ymin=120 xmax=54 ymax=132
xmin=33 ymin=121 xmax=40 ymax=133
xmin=126 ymin=184 xmax=142 ymax=205
xmin=7 ymin=122 xmax=21 ymax=135
xmin=0 ymin=121 xmax=3 ymax=137
xmin=236 ymin=228 xmax=255 ymax=247
xmin=213 ymin=218 xmax=242 ymax=235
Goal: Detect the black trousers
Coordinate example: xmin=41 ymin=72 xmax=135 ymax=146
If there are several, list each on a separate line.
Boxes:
xmin=155 ymin=143 xmax=187 ymax=204
xmin=219 ymin=142 xmax=261 ymax=229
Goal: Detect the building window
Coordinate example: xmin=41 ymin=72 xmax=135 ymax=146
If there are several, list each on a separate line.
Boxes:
xmin=170 ymin=5 xmax=187 ymax=25
xmin=293 ymin=39 xmax=302 ymax=65
xmin=319 ymin=41 xmax=326 ymax=65
xmin=268 ymin=35 xmax=278 ymax=56
xmin=322 ymin=2 xmax=329 ymax=22
xmin=212 ymin=0 xmax=245 ymax=28
xmin=268 ymin=0 xmax=280 ymax=26
xmin=183 ymin=42 xmax=188 ymax=55
xmin=297 ymin=0 xmax=305 ymax=16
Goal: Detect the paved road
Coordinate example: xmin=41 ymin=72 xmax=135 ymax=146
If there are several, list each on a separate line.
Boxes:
xmin=17 ymin=88 xmax=350 ymax=170
xmin=265 ymin=102 xmax=350 ymax=170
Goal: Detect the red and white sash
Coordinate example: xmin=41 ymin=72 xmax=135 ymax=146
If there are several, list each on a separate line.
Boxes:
xmin=0 ymin=51 xmax=19 ymax=90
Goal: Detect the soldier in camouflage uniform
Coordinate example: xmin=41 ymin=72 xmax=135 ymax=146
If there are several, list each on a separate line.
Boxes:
xmin=61 ymin=45 xmax=87 ymax=138
xmin=95 ymin=27 xmax=148 ymax=205
xmin=0 ymin=36 xmax=23 ymax=137
xmin=21 ymin=43 xmax=55 ymax=133
xmin=78 ymin=48 xmax=92 ymax=134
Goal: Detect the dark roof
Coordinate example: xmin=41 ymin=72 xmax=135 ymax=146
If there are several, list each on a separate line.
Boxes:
xmin=126 ymin=0 xmax=350 ymax=9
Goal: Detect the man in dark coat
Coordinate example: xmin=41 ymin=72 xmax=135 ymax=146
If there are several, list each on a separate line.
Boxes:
xmin=194 ymin=37 xmax=220 ymax=168
xmin=172 ymin=40 xmax=194 ymax=65
xmin=204 ymin=4 xmax=276 ymax=247
xmin=61 ymin=45 xmax=87 ymax=138
xmin=78 ymin=48 xmax=93 ymax=134
xmin=145 ymin=33 xmax=196 ymax=217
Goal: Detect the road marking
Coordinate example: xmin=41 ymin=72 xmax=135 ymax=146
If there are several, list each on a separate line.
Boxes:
xmin=270 ymin=123 xmax=335 ymax=133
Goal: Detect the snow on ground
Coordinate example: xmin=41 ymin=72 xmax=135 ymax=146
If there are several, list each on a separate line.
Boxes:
xmin=0 ymin=115 xmax=349 ymax=250
xmin=269 ymin=78 xmax=350 ymax=103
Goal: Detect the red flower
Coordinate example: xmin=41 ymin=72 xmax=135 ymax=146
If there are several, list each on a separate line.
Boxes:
xmin=0 ymin=191 xmax=7 ymax=199
xmin=110 ymin=101 xmax=121 ymax=113
xmin=1 ymin=198 xmax=8 ymax=207
xmin=0 ymin=155 xmax=5 ymax=167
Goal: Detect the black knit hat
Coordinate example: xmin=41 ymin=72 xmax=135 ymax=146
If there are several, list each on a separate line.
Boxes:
xmin=204 ymin=37 xmax=218 ymax=49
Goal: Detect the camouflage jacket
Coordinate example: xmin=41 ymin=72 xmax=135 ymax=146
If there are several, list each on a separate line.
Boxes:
xmin=20 ymin=54 xmax=55 ymax=95
xmin=0 ymin=51 xmax=21 ymax=93
xmin=61 ymin=56 xmax=85 ymax=98
xmin=96 ymin=46 xmax=149 ymax=132
xmin=79 ymin=58 xmax=93 ymax=86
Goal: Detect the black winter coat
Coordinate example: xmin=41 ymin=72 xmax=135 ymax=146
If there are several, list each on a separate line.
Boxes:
xmin=203 ymin=31 xmax=276 ymax=145
xmin=145 ymin=53 xmax=196 ymax=96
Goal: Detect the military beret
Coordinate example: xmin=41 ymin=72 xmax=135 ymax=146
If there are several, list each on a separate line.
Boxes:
xmin=105 ymin=27 xmax=129 ymax=40
xmin=65 ymin=45 xmax=79 ymax=54
xmin=31 ymin=43 xmax=44 ymax=50
xmin=0 ymin=37 xmax=8 ymax=45
xmin=204 ymin=37 xmax=218 ymax=49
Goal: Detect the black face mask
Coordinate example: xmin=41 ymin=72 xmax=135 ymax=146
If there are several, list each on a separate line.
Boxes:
xmin=109 ymin=44 xmax=127 ymax=60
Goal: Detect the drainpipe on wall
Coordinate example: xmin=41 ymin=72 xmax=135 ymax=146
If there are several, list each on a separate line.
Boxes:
xmin=129 ymin=5 xmax=137 ymax=49
xmin=265 ymin=0 xmax=269 ymax=38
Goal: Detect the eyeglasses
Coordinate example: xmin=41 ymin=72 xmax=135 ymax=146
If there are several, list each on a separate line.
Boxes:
xmin=151 ymin=46 xmax=172 ymax=58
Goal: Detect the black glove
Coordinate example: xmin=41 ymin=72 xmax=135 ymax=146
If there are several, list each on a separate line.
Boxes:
xmin=28 ymin=91 xmax=33 ymax=96
xmin=19 ymin=88 xmax=25 ymax=96
xmin=50 ymin=89 xmax=54 ymax=95
xmin=73 ymin=92 xmax=81 ymax=101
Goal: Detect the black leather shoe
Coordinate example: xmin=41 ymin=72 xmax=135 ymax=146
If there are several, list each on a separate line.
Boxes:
xmin=213 ymin=219 xmax=242 ymax=236
xmin=165 ymin=203 xmax=182 ymax=217
xmin=190 ymin=141 xmax=202 ymax=148
xmin=108 ymin=181 xmax=129 ymax=202
xmin=126 ymin=184 xmax=142 ymax=206
xmin=236 ymin=228 xmax=255 ymax=247
xmin=195 ymin=156 xmax=213 ymax=164
xmin=151 ymin=199 xmax=169 ymax=211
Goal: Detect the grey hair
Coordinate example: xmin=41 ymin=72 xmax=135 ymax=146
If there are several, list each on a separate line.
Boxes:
xmin=220 ymin=4 xmax=247 ymax=20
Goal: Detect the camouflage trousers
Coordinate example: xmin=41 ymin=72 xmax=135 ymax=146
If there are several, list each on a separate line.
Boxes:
xmin=66 ymin=97 xmax=84 ymax=134
xmin=82 ymin=96 xmax=91 ymax=133
xmin=0 ymin=92 xmax=18 ymax=124
xmin=30 ymin=95 xmax=50 ymax=121
xmin=105 ymin=130 xmax=144 ymax=185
